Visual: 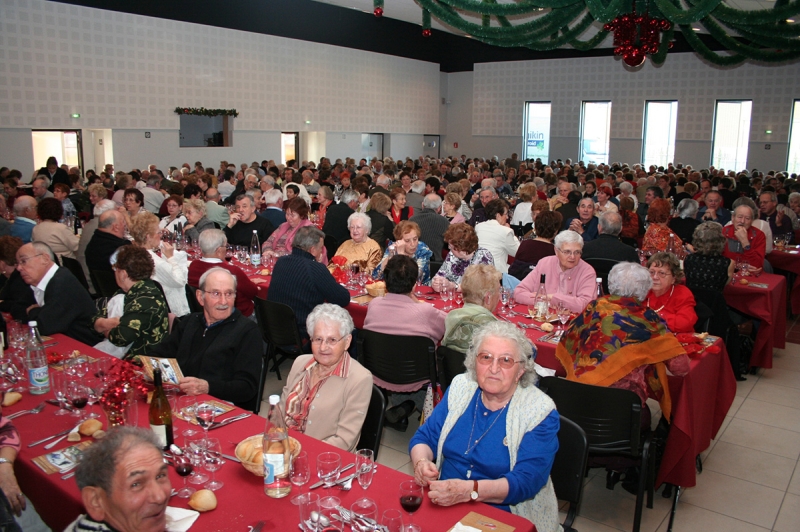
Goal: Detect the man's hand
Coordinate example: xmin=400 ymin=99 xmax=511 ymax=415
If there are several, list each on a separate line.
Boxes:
xmin=25 ymin=304 xmax=39 ymax=314
xmin=179 ymin=377 xmax=210 ymax=396
xmin=734 ymin=225 xmax=750 ymax=247
xmin=227 ymin=213 xmax=241 ymax=228
xmin=0 ymin=467 xmax=25 ymax=517
xmin=703 ymin=208 xmax=716 ymax=220
xmin=251 ymin=278 xmax=266 ymax=284
xmin=569 ymin=219 xmax=584 ymax=234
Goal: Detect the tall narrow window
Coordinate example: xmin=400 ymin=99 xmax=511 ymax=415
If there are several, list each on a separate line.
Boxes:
xmin=579 ymin=101 xmax=612 ymax=165
xmin=788 ymin=100 xmax=800 ymax=174
xmin=642 ymin=101 xmax=678 ymax=168
xmin=712 ymin=100 xmax=752 ymax=171
xmin=523 ymin=102 xmax=551 ymax=161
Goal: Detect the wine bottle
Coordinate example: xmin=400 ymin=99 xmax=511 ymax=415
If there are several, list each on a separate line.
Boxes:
xmin=149 ymin=368 xmax=174 ymax=449
xmin=263 ymin=394 xmax=291 ymax=498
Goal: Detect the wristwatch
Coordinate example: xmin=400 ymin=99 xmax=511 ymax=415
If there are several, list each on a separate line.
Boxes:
xmin=470 ymin=480 xmax=479 ymax=501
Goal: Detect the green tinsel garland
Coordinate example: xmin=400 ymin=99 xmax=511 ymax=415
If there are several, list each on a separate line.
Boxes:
xmin=174 ymin=107 xmax=239 ymax=117
xmin=398 ymin=0 xmax=800 ymax=66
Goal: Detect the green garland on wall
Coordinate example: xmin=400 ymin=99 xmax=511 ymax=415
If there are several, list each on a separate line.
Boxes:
xmin=380 ymin=0 xmax=800 ymax=66
xmin=174 ymin=107 xmax=239 ymax=117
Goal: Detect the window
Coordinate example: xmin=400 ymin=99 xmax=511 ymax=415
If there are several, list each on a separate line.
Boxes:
xmin=788 ymin=100 xmax=800 ymax=174
xmin=523 ymin=102 xmax=551 ymax=161
xmin=579 ymin=101 xmax=612 ymax=165
xmin=642 ymin=101 xmax=678 ymax=168
xmin=711 ymin=100 xmax=752 ymax=171
xmin=179 ymin=115 xmax=232 ymax=147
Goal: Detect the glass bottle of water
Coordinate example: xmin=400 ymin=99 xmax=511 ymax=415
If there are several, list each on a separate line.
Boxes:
xmin=263 ymin=395 xmax=291 ymax=498
xmin=534 ymin=274 xmax=548 ymax=320
xmin=250 ymin=230 xmax=261 ymax=267
xmin=25 ymin=322 xmax=50 ymax=395
xmin=596 ymin=277 xmax=604 ymax=299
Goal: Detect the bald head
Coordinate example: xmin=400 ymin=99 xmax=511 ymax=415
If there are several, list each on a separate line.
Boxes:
xmin=13 ymin=196 xmax=36 ymax=218
xmin=98 ymin=210 xmax=126 ymax=238
xmin=205 ymin=188 xmax=220 ymax=201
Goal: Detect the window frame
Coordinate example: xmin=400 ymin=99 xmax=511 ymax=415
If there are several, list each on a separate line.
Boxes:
xmin=710 ymin=99 xmax=753 ymax=171
xmin=641 ymin=100 xmax=679 ymax=168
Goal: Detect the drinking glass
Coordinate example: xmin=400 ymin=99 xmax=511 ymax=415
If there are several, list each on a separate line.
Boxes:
xmin=203 ymin=438 xmax=225 ymax=491
xmin=414 ymin=269 xmax=426 ymax=296
xmin=94 ymin=358 xmax=113 ymax=384
xmin=67 ymin=380 xmax=89 ymax=420
xmin=351 ymin=497 xmax=378 ymax=524
xmin=195 ymin=402 xmax=216 ymax=442
xmin=316 ymin=451 xmax=340 ymax=495
xmin=381 ymin=509 xmax=404 ymax=532
xmin=174 ymin=454 xmax=196 ymax=498
xmin=453 ymin=289 xmax=463 ymax=308
xmin=319 ymin=495 xmax=343 ymax=531
xmin=349 ymin=263 xmax=361 ymax=289
xmin=355 ymin=449 xmax=374 ymax=490
xmin=178 ymin=396 xmax=197 ymax=422
xmin=290 ymin=451 xmax=310 ymax=489
xmin=499 ymin=287 xmax=511 ymax=314
xmin=66 ymin=356 xmax=89 ymax=380
xmin=292 ymin=492 xmax=319 ymax=532
xmin=441 ymin=285 xmax=452 ymax=310
xmin=0 ymin=357 xmax=15 ymax=395
xmin=185 ymin=432 xmax=209 ymax=484
xmin=557 ymin=301 xmax=571 ymax=336
xmin=85 ymin=381 xmax=102 ymax=419
xmin=399 ymin=479 xmax=423 ymax=528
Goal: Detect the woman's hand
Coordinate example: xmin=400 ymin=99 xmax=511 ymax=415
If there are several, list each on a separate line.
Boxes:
xmin=413 ymin=458 xmax=439 ymax=486
xmin=0 ymin=466 xmax=25 ymax=517
xmin=394 ymin=240 xmax=407 ymax=255
xmin=427 ymin=479 xmax=472 ymax=506
xmin=161 ymin=241 xmax=174 ymax=259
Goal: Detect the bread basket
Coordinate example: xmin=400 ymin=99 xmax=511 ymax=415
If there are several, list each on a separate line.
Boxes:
xmin=234 ymin=434 xmax=301 ymax=477
xmin=366 ymin=282 xmax=386 ymax=297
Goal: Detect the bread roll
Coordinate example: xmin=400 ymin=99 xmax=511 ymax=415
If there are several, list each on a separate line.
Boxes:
xmin=189 ymin=489 xmax=217 ymax=512
xmin=67 ymin=432 xmax=81 ymax=442
xmin=540 ymin=322 xmax=554 ymax=332
xmin=79 ymin=418 xmax=103 ymax=436
xmin=92 ymin=430 xmax=106 ymax=439
xmin=2 ymin=392 xmax=22 ymax=407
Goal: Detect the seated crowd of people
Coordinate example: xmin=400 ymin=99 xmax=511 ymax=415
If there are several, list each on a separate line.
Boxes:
xmin=0 ymin=153 xmax=797 ymax=531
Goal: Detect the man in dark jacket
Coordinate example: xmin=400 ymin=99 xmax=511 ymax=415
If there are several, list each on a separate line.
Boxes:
xmin=85 ymin=210 xmax=131 ymax=273
xmin=410 ymin=194 xmax=449 ymax=261
xmin=322 ymin=189 xmax=359 ymax=246
xmin=582 ymin=212 xmax=639 ymax=264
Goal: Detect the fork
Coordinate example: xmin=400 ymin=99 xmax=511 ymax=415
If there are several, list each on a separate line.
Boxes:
xmin=6 ymin=402 xmax=46 ymax=420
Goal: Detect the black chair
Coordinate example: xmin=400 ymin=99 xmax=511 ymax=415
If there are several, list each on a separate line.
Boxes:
xmin=436 ymin=344 xmax=466 ymax=392
xmin=324 ymin=235 xmax=339 ymax=261
xmin=692 ymin=286 xmax=743 ymax=378
xmin=583 ymin=257 xmax=619 ymax=294
xmin=539 ymin=376 xmax=655 ymax=532
xmin=90 ymin=269 xmax=120 ymax=298
xmin=253 ymin=298 xmax=307 ymax=412
xmin=429 ymin=260 xmax=443 ymax=277
xmin=185 ymin=285 xmax=203 ymax=314
xmin=356 ymin=330 xmax=438 ymax=393
xmin=356 ymin=385 xmax=386 ymax=460
xmin=551 ymin=416 xmax=589 ymax=532
xmin=60 ymin=256 xmax=89 ymax=292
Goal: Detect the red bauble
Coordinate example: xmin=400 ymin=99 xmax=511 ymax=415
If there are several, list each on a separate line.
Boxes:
xmin=604 ymin=23 xmax=612 ymax=31
xmin=374 ymin=7 xmax=383 ymax=17
xmin=623 ymin=49 xmax=646 ymax=67
xmin=660 ymin=19 xmax=672 ymax=30
xmin=422 ymin=28 xmax=432 ymax=37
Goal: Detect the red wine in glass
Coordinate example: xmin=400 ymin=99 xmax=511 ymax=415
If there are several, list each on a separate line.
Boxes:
xmin=399 ymin=479 xmax=424 ymax=526
xmin=176 ymin=463 xmax=193 ymax=476
xmin=400 ymin=495 xmax=422 ymax=514
xmin=175 ymin=455 xmax=196 ymax=498
xmin=71 ymin=397 xmax=88 ymax=409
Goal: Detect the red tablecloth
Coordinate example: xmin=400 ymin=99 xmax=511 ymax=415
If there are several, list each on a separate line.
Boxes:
xmin=766 ymin=249 xmax=800 ymax=314
xmin=723 ymin=272 xmax=786 ymax=369
xmin=13 ymin=335 xmax=535 ymax=532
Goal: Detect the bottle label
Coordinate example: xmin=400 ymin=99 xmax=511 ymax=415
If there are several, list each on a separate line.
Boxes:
xmin=251 ymin=253 xmax=261 ymax=267
xmin=150 ymin=424 xmax=168 ymax=448
xmin=264 ymin=459 xmax=275 ymax=484
xmin=265 ymin=452 xmax=285 ymax=477
xmin=28 ymin=365 xmax=49 ymax=389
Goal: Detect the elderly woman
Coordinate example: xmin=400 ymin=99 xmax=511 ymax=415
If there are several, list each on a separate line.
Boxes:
xmin=514 ymin=230 xmax=597 ymax=313
xmin=515 ymin=210 xmax=560 ymax=267
xmin=280 ymin=303 xmax=373 ymax=452
xmin=0 ymin=236 xmax=35 ymax=320
xmin=329 ymin=212 xmax=382 ymax=273
xmin=93 ymin=245 xmax=169 ymax=361
xmin=262 ymin=197 xmax=324 ymax=260
xmin=365 ymin=191 xmax=395 ymax=252
xmin=410 ymin=321 xmax=561 ymax=532
xmin=509 ymin=184 xmax=536 ymax=226
xmin=372 ymin=221 xmax=433 ymax=284
xmin=556 ymin=262 xmax=689 ymax=427
xmin=645 ymin=252 xmax=697 ymax=333
xmin=722 ymin=203 xmax=766 ymax=270
xmin=667 ymin=198 xmax=701 ymax=246
xmin=595 ymin=184 xmax=618 ymax=214
xmin=87 ymin=183 xmax=108 ymax=208
xmin=432 ymin=223 xmax=494 ymax=291
xmin=617 ymin=181 xmax=638 ymax=210
xmin=443 ymin=192 xmax=466 ymax=224
xmin=642 ymin=198 xmax=683 ymax=253
xmin=789 ymin=192 xmax=800 ymax=229
xmin=441 ymin=265 xmax=501 ymax=352
xmin=119 ymin=188 xmax=145 ymax=228
xmin=390 ymin=188 xmax=414 ymax=224
xmin=129 ymin=212 xmax=190 ymax=316
xmin=684 ymin=222 xmax=735 ymax=292
xmin=475 ymin=199 xmax=520 ymax=275
xmin=311 ymin=185 xmax=334 ymax=226
xmin=31 ymin=198 xmax=79 ymax=259
xmin=158 ymin=194 xmax=187 ymax=233
xmin=182 ymin=198 xmax=215 ymax=242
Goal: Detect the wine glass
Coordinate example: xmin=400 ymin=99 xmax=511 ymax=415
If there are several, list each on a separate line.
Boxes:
xmin=185 ymin=432 xmax=209 ymax=485
xmin=203 ymin=438 xmax=225 ymax=491
xmin=557 ymin=301 xmax=571 ymax=337
xmin=414 ymin=269 xmax=426 ymax=297
xmin=381 ymin=509 xmax=404 ymax=532
xmin=454 ymin=289 xmax=463 ymax=308
xmin=349 ymin=263 xmax=361 ymax=289
xmin=0 ymin=357 xmax=15 ymax=395
xmin=67 ymin=380 xmax=89 ymax=420
xmin=174 ymin=454 xmax=196 ymax=498
xmin=316 ymin=451 xmax=340 ymax=495
xmin=195 ymin=402 xmax=216 ymax=443
xmin=50 ymin=371 xmax=71 ymax=416
xmin=94 ymin=358 xmax=113 ymax=385
xmin=399 ymin=479 xmax=423 ymax=528
xmin=178 ymin=396 xmax=197 ymax=423
xmin=499 ymin=287 xmax=511 ymax=314
xmin=290 ymin=451 xmax=310 ymax=489
xmin=355 ymin=449 xmax=374 ymax=490
xmin=350 ymin=497 xmax=378 ymax=524
xmin=441 ymin=284 xmax=452 ymax=310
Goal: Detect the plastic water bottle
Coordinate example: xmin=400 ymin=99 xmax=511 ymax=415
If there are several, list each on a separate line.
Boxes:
xmin=250 ymin=230 xmax=261 ymax=267
xmin=263 ymin=395 xmax=291 ymax=498
xmin=25 ymin=321 xmax=50 ymax=395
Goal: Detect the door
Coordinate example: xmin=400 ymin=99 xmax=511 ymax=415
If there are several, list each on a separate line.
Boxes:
xmin=362 ymin=133 xmax=384 ymax=161
xmin=282 ymin=132 xmax=300 ymax=165
xmin=31 ymin=130 xmax=84 ymax=175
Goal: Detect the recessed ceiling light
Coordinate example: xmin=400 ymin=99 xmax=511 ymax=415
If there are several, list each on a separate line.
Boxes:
xmin=787 ymin=19 xmax=796 ymax=23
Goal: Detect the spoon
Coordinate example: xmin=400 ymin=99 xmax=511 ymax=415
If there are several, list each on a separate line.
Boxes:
xmin=310 ymin=511 xmax=330 ymax=528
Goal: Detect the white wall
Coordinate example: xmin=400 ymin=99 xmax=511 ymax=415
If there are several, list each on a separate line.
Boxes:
xmin=0 ymin=129 xmax=34 ymax=180
xmin=325 ymin=133 xmax=363 ymax=163
xmin=387 ymin=134 xmax=426 ymax=162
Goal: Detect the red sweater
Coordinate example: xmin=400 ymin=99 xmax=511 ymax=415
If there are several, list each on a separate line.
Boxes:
xmin=187 ymin=259 xmax=264 ymax=317
xmin=645 ymin=284 xmax=697 ymax=333
xmin=722 ymin=224 xmax=766 ymax=268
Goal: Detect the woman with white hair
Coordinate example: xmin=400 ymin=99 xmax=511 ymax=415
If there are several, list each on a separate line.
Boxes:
xmin=616 ymin=180 xmax=638 ymax=209
xmin=328 ymin=212 xmax=383 ymax=273
xmin=513 ymin=230 xmax=597 ymax=313
xmin=668 ymin=198 xmax=701 ymax=244
xmin=280 ymin=303 xmax=372 ymax=452
xmin=410 ymin=321 xmax=561 ymax=532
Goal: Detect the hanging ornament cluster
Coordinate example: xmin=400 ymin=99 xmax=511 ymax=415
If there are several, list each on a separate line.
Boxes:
xmin=373 ymin=0 xmax=383 ymax=17
xmin=604 ymin=12 xmax=672 ymax=67
xmin=174 ymin=107 xmax=239 ymax=117
xmin=422 ymin=8 xmax=432 ymax=37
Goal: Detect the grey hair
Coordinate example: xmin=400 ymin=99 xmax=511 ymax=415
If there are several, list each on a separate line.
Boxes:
xmin=759 ymin=190 xmax=778 ymax=203
xmin=30 ymin=241 xmax=55 ymax=261
xmin=598 ymin=212 xmax=622 ymax=236
xmin=340 ymin=189 xmax=360 ymax=205
xmin=199 ymin=229 xmax=227 ymax=256
xmin=262 ymin=175 xmax=275 ymax=186
xmin=97 ymin=210 xmax=121 ymax=229
xmin=263 ymin=188 xmax=282 ymax=205
xmin=235 ymin=194 xmax=255 ymax=207
xmin=292 ymin=225 xmax=324 ymax=252
xmin=198 ymin=266 xmax=237 ymax=292
xmin=12 ymin=196 xmax=35 ymax=216
xmin=410 ymin=181 xmax=425 ymax=194
xmin=676 ymin=198 xmax=699 ymax=219
xmin=93 ymin=199 xmax=117 ymax=217
xmin=790 ymin=192 xmax=800 ymax=205
xmin=608 ymin=262 xmax=652 ymax=301
xmin=554 ymin=230 xmax=584 ymax=249
xmin=731 ymin=197 xmax=757 ymax=220
xmin=75 ymin=427 xmax=162 ymax=492
xmin=146 ymin=176 xmax=160 ymax=187
xmin=376 ymin=175 xmax=391 ymax=186
xmin=463 ymin=321 xmax=537 ymax=388
xmin=347 ymin=212 xmax=372 ymax=234
xmin=306 ymin=303 xmax=354 ymax=340
xmin=183 ymin=198 xmax=206 ymax=216
xmin=619 ymin=181 xmax=633 ymax=194
xmin=422 ymin=194 xmax=442 ymax=211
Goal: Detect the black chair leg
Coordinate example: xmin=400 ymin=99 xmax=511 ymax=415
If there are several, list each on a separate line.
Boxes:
xmin=633 ymin=438 xmax=652 ymax=532
xmin=696 ymin=454 xmax=703 ymax=474
xmin=253 ymin=355 xmax=266 ymax=415
xmin=666 ymin=485 xmax=681 ymax=532
xmin=647 ymin=439 xmax=655 ymax=509
xmin=266 ymin=344 xmax=282 ymax=381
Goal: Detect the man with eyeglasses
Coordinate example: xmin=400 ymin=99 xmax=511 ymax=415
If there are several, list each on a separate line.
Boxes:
xmin=758 ymin=191 xmax=793 ymax=244
xmin=722 ymin=204 xmax=766 ymax=271
xmin=146 ymin=267 xmax=261 ymax=411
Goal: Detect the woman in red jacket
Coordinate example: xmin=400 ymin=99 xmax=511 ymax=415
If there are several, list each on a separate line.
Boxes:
xmin=644 ymin=252 xmax=697 ymax=333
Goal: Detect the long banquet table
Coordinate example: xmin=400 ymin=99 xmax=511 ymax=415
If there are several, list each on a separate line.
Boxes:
xmin=767 ymin=247 xmax=800 ymax=314
xmin=12 ymin=334 xmax=536 ymax=532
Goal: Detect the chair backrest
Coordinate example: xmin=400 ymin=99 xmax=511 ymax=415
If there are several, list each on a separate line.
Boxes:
xmin=538 ymin=376 xmax=642 ymax=456
xmin=582 ymin=257 xmax=618 ymax=294
xmin=253 ymin=298 xmax=304 ymax=351
xmin=185 ymin=285 xmax=204 ymax=314
xmin=90 ymin=269 xmax=120 ymax=298
xmin=324 ymin=235 xmax=339 ymax=261
xmin=60 ymin=256 xmax=89 ymax=291
xmin=691 ymin=286 xmax=734 ymax=337
xmin=356 ymin=385 xmax=386 ymax=459
xmin=436 ymin=344 xmax=466 ymax=391
xmin=551 ymin=415 xmax=588 ymax=532
xmin=357 ymin=330 xmax=438 ymax=387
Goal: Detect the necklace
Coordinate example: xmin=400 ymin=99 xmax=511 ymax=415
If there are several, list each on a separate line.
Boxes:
xmin=464 ymin=393 xmax=509 ymax=456
xmin=646 ymin=284 xmax=674 ymax=313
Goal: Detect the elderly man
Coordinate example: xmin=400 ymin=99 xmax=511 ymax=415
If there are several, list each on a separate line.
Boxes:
xmin=268 ymin=226 xmax=350 ymax=339
xmin=259 ymin=188 xmax=286 ymax=229
xmin=567 ymin=197 xmax=600 ymax=242
xmin=405 ymin=180 xmax=426 ymax=211
xmin=467 ymin=186 xmax=498 ymax=226
xmin=17 ymin=241 xmax=100 ymax=344
xmin=9 ymin=196 xmax=37 ymax=243
xmin=86 ymin=210 xmax=131 ymax=274
xmin=409 ymin=194 xmax=449 ymax=261
xmin=31 ymin=178 xmax=54 ymax=203
xmin=696 ymin=190 xmax=731 ymax=226
xmin=759 ymin=191 xmax=793 ymax=243
xmin=203 ymin=187 xmax=230 ymax=228
xmin=582 ymin=212 xmax=639 ymax=264
xmin=723 ymin=204 xmax=767 ymax=270
xmin=188 ymin=229 xmax=265 ymax=320
xmin=77 ymin=199 xmax=117 ymax=294
xmin=147 ymin=268 xmax=261 ymax=409
xmin=322 ymin=189 xmax=359 ymax=246
xmin=139 ymin=176 xmax=165 ymax=214
xmin=66 ymin=427 xmax=171 ymax=532
xmin=224 ymin=194 xmax=274 ymax=247
xmin=369 ymin=174 xmax=392 ymax=198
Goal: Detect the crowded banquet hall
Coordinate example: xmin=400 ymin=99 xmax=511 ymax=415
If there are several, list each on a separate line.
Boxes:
xmin=1 ymin=0 xmax=800 ymax=531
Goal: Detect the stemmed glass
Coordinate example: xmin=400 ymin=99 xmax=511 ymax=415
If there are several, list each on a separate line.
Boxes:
xmin=499 ymin=287 xmax=511 ymax=314
xmin=50 ymin=371 xmax=71 ymax=416
xmin=195 ymin=402 xmax=216 ymax=443
xmin=349 ymin=263 xmax=361 ymax=290
xmin=65 ymin=356 xmax=89 ymax=381
xmin=441 ymin=284 xmax=453 ymax=310
xmin=185 ymin=432 xmax=209 ymax=485
xmin=557 ymin=301 xmax=571 ymax=337
xmin=290 ymin=451 xmax=310 ymax=490
xmin=179 ymin=396 xmax=197 ymax=423
xmin=316 ymin=451 xmax=341 ymax=496
xmin=0 ymin=357 xmax=14 ymax=395
xmin=413 ymin=269 xmax=426 ymax=297
xmin=203 ymin=438 xmax=225 ymax=491
xmin=67 ymin=380 xmax=89 ymax=420
xmin=399 ymin=479 xmax=423 ymax=529
xmin=174 ymin=454 xmax=196 ymax=498
xmin=381 ymin=509 xmax=404 ymax=532
xmin=355 ymin=449 xmax=374 ymax=490
xmin=454 ymin=289 xmax=464 ymax=308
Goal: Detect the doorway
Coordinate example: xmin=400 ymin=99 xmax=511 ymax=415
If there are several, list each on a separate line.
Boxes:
xmin=362 ymin=133 xmax=384 ymax=162
xmin=423 ymin=135 xmax=440 ymax=159
xmin=31 ymin=130 xmax=83 ymax=175
xmin=281 ymin=132 xmax=300 ymax=165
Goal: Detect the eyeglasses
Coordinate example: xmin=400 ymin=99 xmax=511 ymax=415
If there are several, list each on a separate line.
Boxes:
xmin=203 ymin=290 xmax=235 ymax=299
xmin=557 ymin=248 xmax=582 ymax=257
xmin=311 ymin=336 xmax=346 ymax=348
xmin=649 ymin=270 xmax=672 ymax=278
xmin=17 ymin=254 xmax=43 ymax=267
xmin=476 ymin=352 xmax=522 ymax=369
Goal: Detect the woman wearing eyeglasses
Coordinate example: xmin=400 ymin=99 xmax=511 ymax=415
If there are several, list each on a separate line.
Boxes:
xmin=644 ymin=252 xmax=697 ymax=333
xmin=410 ymin=321 xmax=561 ymax=532
xmin=513 ymin=230 xmax=597 ymax=313
xmin=280 ymin=304 xmax=372 ymax=452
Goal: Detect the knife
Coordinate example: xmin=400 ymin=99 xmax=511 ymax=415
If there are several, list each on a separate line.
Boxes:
xmin=251 ymin=521 xmax=265 ymax=532
xmin=308 ymin=463 xmax=354 ymax=489
xmin=28 ymin=425 xmax=79 ymax=448
xmin=208 ymin=413 xmax=250 ymax=431
xmin=221 ymin=453 xmax=241 ymax=463
xmin=45 ymin=399 xmax=74 ymax=411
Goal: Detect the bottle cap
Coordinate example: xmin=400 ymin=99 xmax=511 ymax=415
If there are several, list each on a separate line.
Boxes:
xmin=596 ymin=277 xmax=602 ymax=282
xmin=269 ymin=394 xmax=280 ymax=405
xmin=27 ymin=321 xmax=37 ymax=327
